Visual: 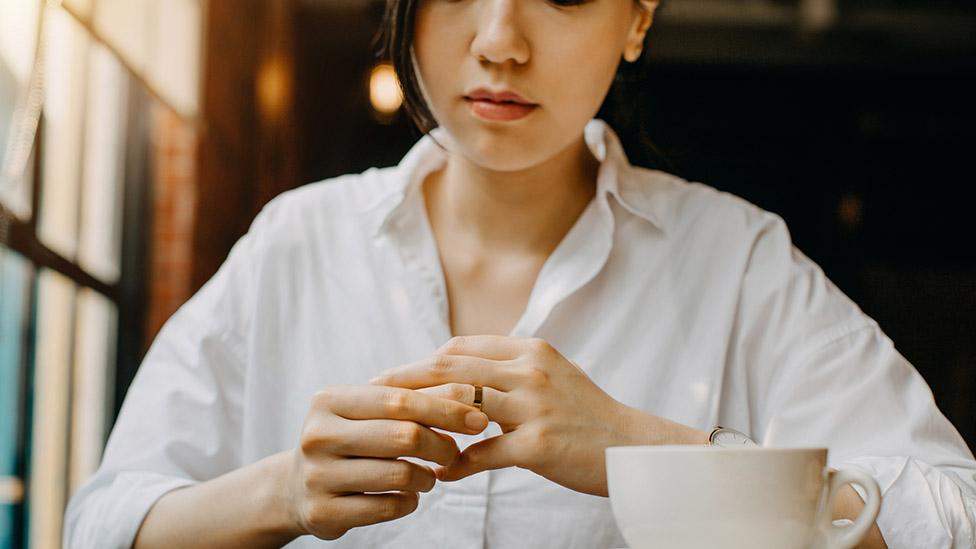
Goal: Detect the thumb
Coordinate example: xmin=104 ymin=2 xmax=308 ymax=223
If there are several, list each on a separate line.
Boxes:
xmin=436 ymin=434 xmax=520 ymax=481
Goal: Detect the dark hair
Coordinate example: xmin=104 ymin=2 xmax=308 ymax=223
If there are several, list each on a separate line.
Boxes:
xmin=372 ymin=0 xmax=670 ymax=170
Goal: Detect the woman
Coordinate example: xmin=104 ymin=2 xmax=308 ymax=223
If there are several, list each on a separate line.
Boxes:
xmin=65 ymin=0 xmax=975 ymax=547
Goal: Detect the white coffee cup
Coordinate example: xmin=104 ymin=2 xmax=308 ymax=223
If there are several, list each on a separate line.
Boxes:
xmin=605 ymin=446 xmax=881 ymax=549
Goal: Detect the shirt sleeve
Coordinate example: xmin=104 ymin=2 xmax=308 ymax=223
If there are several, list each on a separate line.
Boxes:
xmin=63 ymin=211 xmax=265 ymax=548
xmin=734 ymin=212 xmax=976 ymax=549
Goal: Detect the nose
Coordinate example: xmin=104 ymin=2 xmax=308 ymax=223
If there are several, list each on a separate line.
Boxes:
xmin=469 ymin=0 xmax=531 ymax=66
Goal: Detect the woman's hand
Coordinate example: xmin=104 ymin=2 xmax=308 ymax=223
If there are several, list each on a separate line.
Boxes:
xmin=286 ymin=385 xmax=489 ymax=540
xmin=369 ymin=336 xmax=707 ymax=497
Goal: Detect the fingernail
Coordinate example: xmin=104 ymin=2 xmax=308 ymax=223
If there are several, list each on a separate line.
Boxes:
xmin=368 ymin=376 xmax=381 ymax=384
xmin=465 ymin=411 xmax=488 ymax=431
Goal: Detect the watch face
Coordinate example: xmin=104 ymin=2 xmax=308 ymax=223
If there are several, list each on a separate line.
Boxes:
xmin=712 ymin=429 xmax=757 ymax=448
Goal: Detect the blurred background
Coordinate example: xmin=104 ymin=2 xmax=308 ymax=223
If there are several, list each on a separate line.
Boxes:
xmin=0 ymin=0 xmax=974 ymax=546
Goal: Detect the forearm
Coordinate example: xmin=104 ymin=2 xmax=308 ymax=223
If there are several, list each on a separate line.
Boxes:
xmin=833 ymin=484 xmax=887 ymax=549
xmin=133 ymin=450 xmax=301 ymax=549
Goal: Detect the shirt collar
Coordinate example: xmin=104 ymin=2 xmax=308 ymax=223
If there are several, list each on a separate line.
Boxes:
xmin=362 ymin=118 xmax=668 ymax=238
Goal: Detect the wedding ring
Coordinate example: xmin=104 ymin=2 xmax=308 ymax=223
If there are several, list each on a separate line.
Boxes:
xmin=472 ymin=385 xmax=483 ymax=411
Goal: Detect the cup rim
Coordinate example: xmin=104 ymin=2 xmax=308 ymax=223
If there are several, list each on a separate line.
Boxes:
xmin=606 ymin=445 xmax=827 ymax=455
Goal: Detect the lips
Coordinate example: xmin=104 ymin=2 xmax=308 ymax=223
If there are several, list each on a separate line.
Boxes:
xmin=465 ymin=88 xmax=537 ymax=106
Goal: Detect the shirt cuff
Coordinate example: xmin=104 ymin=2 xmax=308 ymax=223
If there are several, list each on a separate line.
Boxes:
xmin=64 ymin=471 xmax=198 ymax=549
xmin=835 ymin=456 xmax=976 ymax=549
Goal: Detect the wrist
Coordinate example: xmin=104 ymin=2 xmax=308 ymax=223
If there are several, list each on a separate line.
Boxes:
xmin=265 ymin=449 xmax=308 ymax=539
xmin=622 ymin=406 xmax=709 ymax=446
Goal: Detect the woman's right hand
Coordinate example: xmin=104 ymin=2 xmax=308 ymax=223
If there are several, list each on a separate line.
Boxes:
xmin=285 ymin=384 xmax=490 ymax=540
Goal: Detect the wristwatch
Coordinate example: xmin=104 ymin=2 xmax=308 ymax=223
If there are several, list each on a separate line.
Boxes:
xmin=707 ymin=426 xmax=758 ymax=448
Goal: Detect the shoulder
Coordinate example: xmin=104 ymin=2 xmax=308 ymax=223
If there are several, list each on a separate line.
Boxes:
xmin=624 ymin=166 xmax=786 ymax=246
xmin=257 ymin=166 xmax=399 ymax=227
xmin=244 ymin=165 xmax=401 ymax=248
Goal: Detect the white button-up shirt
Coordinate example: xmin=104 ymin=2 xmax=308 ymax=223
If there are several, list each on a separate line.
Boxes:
xmin=65 ymin=119 xmax=976 ymax=548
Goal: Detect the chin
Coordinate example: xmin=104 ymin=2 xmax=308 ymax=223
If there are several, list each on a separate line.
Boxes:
xmin=470 ymin=148 xmax=552 ymax=173
xmin=457 ymin=129 xmax=556 ymax=172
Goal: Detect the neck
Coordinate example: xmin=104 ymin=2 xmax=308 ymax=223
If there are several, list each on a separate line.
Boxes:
xmin=423 ymin=134 xmax=600 ymax=257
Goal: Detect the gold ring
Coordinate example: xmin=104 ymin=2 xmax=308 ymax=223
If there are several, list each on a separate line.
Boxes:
xmin=472 ymin=385 xmax=483 ymax=411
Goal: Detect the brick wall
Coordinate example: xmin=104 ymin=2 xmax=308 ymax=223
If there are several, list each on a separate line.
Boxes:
xmin=145 ymin=103 xmax=197 ymax=345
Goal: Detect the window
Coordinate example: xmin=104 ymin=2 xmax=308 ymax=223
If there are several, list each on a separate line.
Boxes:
xmin=0 ymin=1 xmax=201 ymax=545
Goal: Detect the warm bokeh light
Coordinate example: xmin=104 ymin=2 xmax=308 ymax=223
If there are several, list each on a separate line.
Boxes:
xmin=257 ymin=54 xmax=293 ymax=122
xmin=369 ymin=63 xmax=403 ymax=115
xmin=0 ymin=476 xmax=24 ymax=505
xmin=837 ymin=192 xmax=864 ymax=230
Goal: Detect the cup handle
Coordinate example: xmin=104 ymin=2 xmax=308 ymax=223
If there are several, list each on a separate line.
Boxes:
xmin=816 ymin=468 xmax=882 ymax=549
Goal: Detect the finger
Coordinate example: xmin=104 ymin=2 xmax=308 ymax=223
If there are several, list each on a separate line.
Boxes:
xmin=327 ymin=458 xmax=437 ymax=494
xmin=434 ymin=335 xmax=536 ymax=360
xmin=332 ymin=418 xmax=461 ymax=466
xmin=416 ymin=384 xmax=520 ymax=426
xmin=333 ymin=491 xmax=420 ymax=530
xmin=370 ymin=354 xmax=522 ymax=392
xmin=415 ymin=383 xmax=471 ymax=404
xmin=315 ymin=386 xmax=488 ymax=435
xmin=434 ymin=433 xmax=524 ymax=482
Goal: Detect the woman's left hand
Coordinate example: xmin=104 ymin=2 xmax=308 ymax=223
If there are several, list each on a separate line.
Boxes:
xmin=368 ymin=335 xmax=705 ymax=497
